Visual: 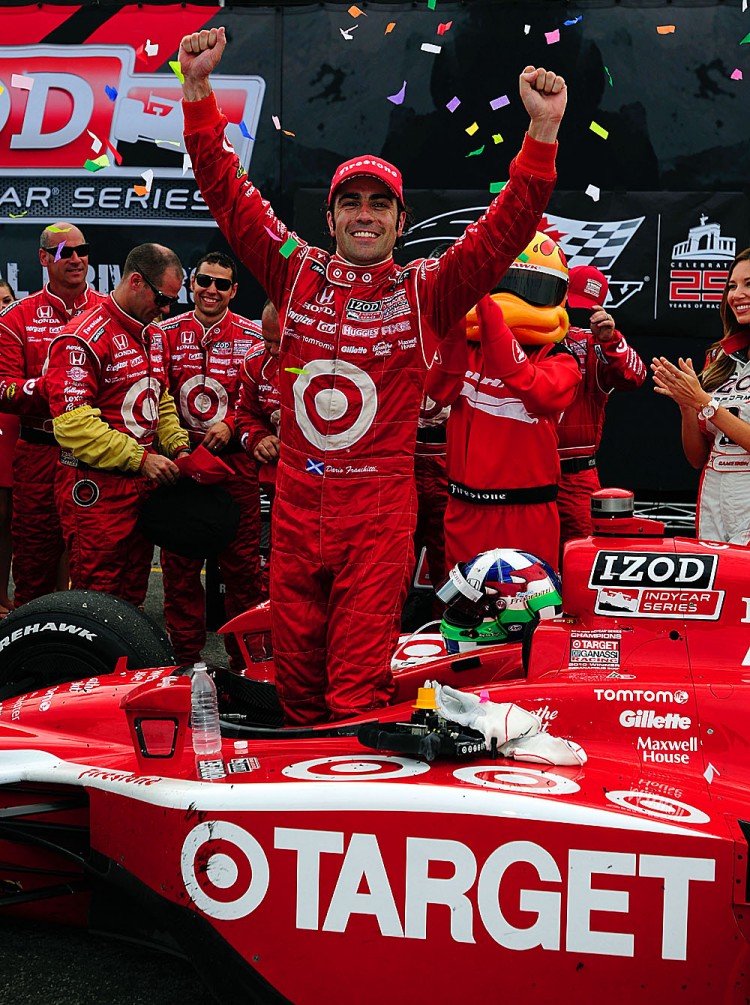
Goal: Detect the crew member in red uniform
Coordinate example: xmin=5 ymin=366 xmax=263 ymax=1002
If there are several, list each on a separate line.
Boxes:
xmin=45 ymin=244 xmax=189 ymax=607
xmin=236 ymin=300 xmax=282 ymax=596
xmin=160 ymin=252 xmax=263 ymax=666
xmin=180 ymin=26 xmax=566 ymax=724
xmin=426 ymin=234 xmax=581 ymax=572
xmin=558 ymin=266 xmax=646 ymax=550
xmin=0 ymin=280 xmax=18 ymax=614
xmin=0 ymin=223 xmax=104 ymax=606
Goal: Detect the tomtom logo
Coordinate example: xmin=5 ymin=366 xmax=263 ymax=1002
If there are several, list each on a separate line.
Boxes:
xmin=595 ymin=689 xmax=689 ymax=704
xmin=0 ymin=45 xmax=265 ymax=223
xmin=590 ymin=552 xmax=717 ymax=591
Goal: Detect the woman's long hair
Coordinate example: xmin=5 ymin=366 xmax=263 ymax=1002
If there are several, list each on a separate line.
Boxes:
xmin=700 ymin=247 xmax=750 ymax=391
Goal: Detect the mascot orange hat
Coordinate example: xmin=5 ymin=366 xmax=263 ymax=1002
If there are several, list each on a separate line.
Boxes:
xmin=466 ymin=232 xmax=570 ymax=345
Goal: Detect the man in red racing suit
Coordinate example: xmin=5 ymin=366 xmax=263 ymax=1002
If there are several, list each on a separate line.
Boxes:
xmin=180 ymin=26 xmax=566 ymax=723
xmin=160 ymin=252 xmax=263 ymax=666
xmin=0 ymin=223 xmax=105 ymax=606
xmin=558 ymin=267 xmax=646 ymax=549
xmin=45 ymin=244 xmax=189 ymax=606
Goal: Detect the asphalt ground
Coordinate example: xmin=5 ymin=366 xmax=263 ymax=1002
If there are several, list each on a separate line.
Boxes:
xmin=0 ymin=555 xmax=228 ymax=1005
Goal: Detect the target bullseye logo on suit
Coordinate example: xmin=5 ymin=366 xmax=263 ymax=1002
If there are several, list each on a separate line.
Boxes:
xmin=293 ymin=359 xmax=377 ymax=451
xmin=120 ymin=376 xmax=161 ymax=439
xmin=178 ymin=374 xmax=229 ymax=430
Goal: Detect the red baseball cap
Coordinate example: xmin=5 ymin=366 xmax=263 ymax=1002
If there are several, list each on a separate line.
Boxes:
xmin=567 ymin=265 xmax=609 ymax=309
xmin=328 ymin=155 xmax=404 ymax=206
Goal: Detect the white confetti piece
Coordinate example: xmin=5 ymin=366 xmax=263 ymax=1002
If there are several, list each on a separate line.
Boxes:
xmin=585 ymin=183 xmax=601 ymax=202
xmin=421 ymin=43 xmax=442 ymax=54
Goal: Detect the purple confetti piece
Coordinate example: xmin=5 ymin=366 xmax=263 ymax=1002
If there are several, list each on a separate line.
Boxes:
xmin=479 ymin=689 xmax=490 ymax=704
xmin=387 ymin=80 xmax=407 ymax=105
xmin=489 ymin=94 xmax=510 ymax=110
xmin=446 ymin=95 xmax=461 ymax=113
xmin=545 ymin=28 xmax=560 ymax=44
xmin=731 ymin=68 xmax=743 ymax=80
xmin=54 ymin=242 xmax=65 ymax=262
xmin=264 ymin=227 xmax=282 ymax=241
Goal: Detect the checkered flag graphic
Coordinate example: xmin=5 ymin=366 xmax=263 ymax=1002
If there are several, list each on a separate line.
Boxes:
xmin=543 ymin=214 xmax=645 ymax=270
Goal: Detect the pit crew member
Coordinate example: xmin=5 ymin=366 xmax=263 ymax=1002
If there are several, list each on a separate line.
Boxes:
xmin=0 ymin=223 xmax=105 ymax=606
xmin=558 ymin=266 xmax=646 ymax=550
xmin=45 ymin=244 xmax=190 ymax=606
xmin=160 ymin=252 xmax=263 ymax=667
xmin=180 ymin=26 xmax=566 ymax=724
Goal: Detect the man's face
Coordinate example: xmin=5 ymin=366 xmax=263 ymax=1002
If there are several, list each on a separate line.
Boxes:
xmin=131 ymin=267 xmax=184 ymax=325
xmin=190 ymin=262 xmax=237 ymax=324
xmin=261 ymin=307 xmax=281 ymax=358
xmin=39 ymin=225 xmax=89 ymax=294
xmin=327 ymin=177 xmax=405 ymax=266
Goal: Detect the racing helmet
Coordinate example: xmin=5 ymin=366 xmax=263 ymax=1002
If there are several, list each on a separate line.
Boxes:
xmin=465 ymin=232 xmax=570 ymax=345
xmin=436 ymin=549 xmax=563 ymax=655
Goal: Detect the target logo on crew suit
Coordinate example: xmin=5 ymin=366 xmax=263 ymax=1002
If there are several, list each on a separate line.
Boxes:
xmin=293 ymin=359 xmax=377 ymax=451
xmin=179 ymin=374 xmax=229 ymax=430
xmin=121 ymin=376 xmax=161 ymax=438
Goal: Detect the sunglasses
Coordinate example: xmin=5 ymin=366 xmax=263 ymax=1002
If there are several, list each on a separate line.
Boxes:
xmin=42 ymin=243 xmax=90 ymax=259
xmin=138 ymin=269 xmax=181 ymax=308
xmin=194 ymin=272 xmax=234 ymax=292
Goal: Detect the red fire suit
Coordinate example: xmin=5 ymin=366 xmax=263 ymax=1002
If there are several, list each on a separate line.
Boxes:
xmin=426 ymin=323 xmax=580 ymax=573
xmin=558 ymin=327 xmax=646 ymax=546
xmin=0 ymin=285 xmax=105 ymax=605
xmin=45 ymin=296 xmax=188 ymax=606
xmin=185 ymin=92 xmax=557 ymax=723
xmin=414 ymin=397 xmax=450 ymax=592
xmin=236 ymin=346 xmax=281 ymax=597
xmin=159 ymin=308 xmax=263 ymax=666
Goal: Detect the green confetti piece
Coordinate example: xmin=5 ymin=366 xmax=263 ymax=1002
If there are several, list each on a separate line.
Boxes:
xmin=492 ymin=133 xmax=504 ymax=144
xmin=589 ymin=120 xmax=609 ymax=140
xmin=466 ymin=144 xmax=485 ymax=157
xmin=741 ymin=32 xmax=750 ymax=45
xmin=9 ymin=211 xmax=28 ymax=218
xmin=427 ymin=0 xmax=436 ymax=8
xmin=604 ymin=65 xmax=613 ymax=86
xmin=285 ymin=367 xmax=308 ymax=375
xmin=489 ymin=181 xmax=507 ymax=194
xmin=279 ymin=236 xmax=300 ymax=258
xmin=83 ymin=158 xmax=107 ymax=172
xmin=169 ymin=60 xmax=185 ymax=83
xmin=48 ymin=225 xmax=73 ymax=232
xmin=517 ymin=252 xmax=530 ymax=262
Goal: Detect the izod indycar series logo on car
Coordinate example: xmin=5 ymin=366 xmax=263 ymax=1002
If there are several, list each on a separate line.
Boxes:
xmin=0 ymin=46 xmax=265 ymax=224
xmin=589 ymin=551 xmax=723 ymax=620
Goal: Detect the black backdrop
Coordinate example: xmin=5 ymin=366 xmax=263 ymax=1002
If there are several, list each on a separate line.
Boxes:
xmin=2 ymin=0 xmax=749 ymax=495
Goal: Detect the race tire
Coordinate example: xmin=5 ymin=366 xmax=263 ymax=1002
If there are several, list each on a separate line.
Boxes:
xmin=0 ymin=590 xmax=175 ymax=700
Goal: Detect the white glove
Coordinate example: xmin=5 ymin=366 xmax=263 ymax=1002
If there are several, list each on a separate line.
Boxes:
xmin=499 ymin=732 xmax=587 ymax=766
xmin=431 ymin=683 xmax=541 ymax=749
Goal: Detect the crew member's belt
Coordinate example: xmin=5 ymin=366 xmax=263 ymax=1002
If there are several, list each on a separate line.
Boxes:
xmin=560 ymin=455 xmax=597 ymax=474
xmin=19 ymin=427 xmax=57 ymax=447
xmin=416 ymin=426 xmax=447 ymax=445
xmin=448 ymin=479 xmax=558 ymax=505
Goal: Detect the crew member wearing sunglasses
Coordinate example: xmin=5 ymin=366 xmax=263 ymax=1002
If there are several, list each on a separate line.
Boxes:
xmin=0 ymin=222 xmax=106 ymax=607
xmin=159 ymin=251 xmax=264 ymax=668
xmin=45 ymin=243 xmax=190 ymax=607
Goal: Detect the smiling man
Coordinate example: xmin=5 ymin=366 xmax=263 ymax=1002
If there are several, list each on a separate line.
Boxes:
xmin=179 ymin=26 xmax=567 ymax=725
xmin=0 ymin=222 xmax=105 ymax=606
xmin=159 ymin=252 xmax=263 ymax=668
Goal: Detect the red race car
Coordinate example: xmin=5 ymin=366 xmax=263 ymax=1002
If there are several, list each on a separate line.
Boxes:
xmin=0 ymin=491 xmax=748 ymax=1004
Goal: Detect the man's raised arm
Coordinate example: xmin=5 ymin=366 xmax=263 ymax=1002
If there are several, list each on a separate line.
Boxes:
xmin=179 ymin=26 xmax=227 ymax=102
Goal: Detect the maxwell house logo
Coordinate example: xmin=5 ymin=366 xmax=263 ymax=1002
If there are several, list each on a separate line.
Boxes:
xmin=0 ymin=45 xmax=265 ymax=220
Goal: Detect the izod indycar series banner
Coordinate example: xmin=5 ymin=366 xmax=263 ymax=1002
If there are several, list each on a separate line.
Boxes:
xmin=0 ymin=0 xmax=748 ymax=494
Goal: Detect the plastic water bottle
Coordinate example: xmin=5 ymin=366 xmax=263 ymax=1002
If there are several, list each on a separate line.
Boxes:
xmin=190 ymin=662 xmax=226 ymax=780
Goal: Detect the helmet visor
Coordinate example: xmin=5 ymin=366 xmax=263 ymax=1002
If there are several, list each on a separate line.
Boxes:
xmin=493 ymin=269 xmax=568 ymax=308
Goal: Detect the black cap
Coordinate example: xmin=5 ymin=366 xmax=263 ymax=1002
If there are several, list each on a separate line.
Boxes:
xmin=138 ymin=480 xmax=241 ymax=559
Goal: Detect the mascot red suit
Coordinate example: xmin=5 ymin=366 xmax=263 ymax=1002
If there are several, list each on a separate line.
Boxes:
xmin=425 ymin=232 xmax=581 ymax=572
